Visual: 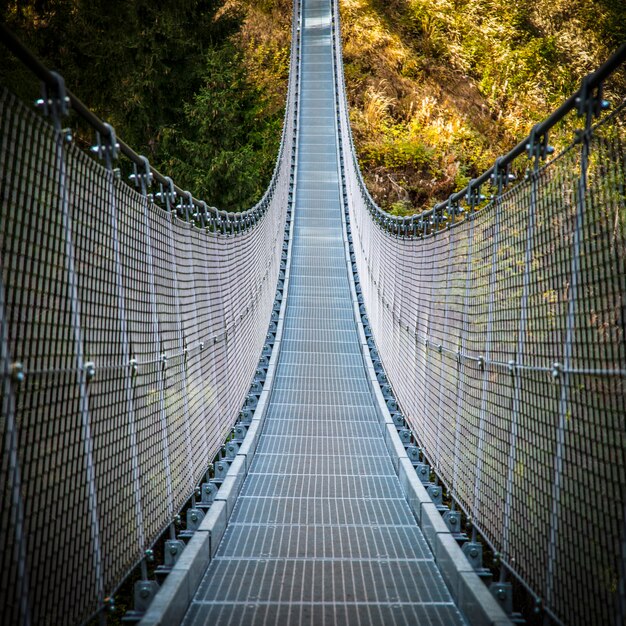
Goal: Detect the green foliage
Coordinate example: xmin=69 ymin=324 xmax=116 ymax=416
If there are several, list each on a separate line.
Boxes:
xmin=160 ymin=43 xmax=283 ymax=211
xmin=0 ymin=0 xmax=289 ymax=211
xmin=2 ymin=0 xmax=241 ymax=145
xmin=340 ymin=0 xmax=626 ymax=215
xmin=363 ymin=137 xmax=432 ymax=170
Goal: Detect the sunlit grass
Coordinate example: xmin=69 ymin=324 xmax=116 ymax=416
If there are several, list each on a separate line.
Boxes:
xmin=340 ymin=0 xmax=625 ymax=215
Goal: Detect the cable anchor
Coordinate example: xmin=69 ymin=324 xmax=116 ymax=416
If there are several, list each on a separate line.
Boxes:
xmin=91 ymin=122 xmax=119 ymax=169
xmin=35 ymin=71 xmax=69 ymax=130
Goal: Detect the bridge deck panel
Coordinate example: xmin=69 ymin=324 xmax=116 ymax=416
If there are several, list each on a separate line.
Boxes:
xmin=181 ymin=1 xmax=466 ymax=623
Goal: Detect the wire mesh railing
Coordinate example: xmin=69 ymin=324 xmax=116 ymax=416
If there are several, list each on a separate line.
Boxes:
xmin=332 ymin=2 xmax=626 ymax=623
xmin=0 ymin=2 xmax=299 ymax=624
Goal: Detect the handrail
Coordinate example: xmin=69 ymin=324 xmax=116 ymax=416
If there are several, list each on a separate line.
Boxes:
xmin=434 ymin=42 xmax=626 ymax=210
xmin=339 ymin=35 xmax=626 ymax=235
xmin=0 ymin=20 xmax=292 ymax=228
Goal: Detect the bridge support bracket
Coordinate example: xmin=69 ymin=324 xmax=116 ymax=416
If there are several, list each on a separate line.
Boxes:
xmin=214 ymin=459 xmax=231 ymax=481
xmin=415 ymin=462 xmax=430 ymax=484
xmin=121 ymin=580 xmax=160 ymax=622
xmin=199 ymin=481 xmax=218 ymax=508
xmin=490 ymin=581 xmax=514 ymax=616
xmin=182 ymin=508 xmax=205 ymax=535
xmin=225 ymin=440 xmax=239 ymax=459
xmin=163 ymin=540 xmax=186 ymax=568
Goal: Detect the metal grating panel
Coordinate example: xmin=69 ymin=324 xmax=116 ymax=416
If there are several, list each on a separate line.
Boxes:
xmin=181 ymin=1 xmax=465 ymax=624
xmin=332 ymin=0 xmax=626 ymax=620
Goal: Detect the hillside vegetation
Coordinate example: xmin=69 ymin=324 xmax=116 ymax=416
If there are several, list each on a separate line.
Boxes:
xmin=340 ymin=0 xmax=626 ymax=214
xmin=0 ymin=0 xmax=291 ymax=211
xmin=2 ymin=0 xmax=624 ymax=214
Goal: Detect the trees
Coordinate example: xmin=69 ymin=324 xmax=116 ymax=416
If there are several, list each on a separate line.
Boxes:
xmin=0 ymin=0 xmax=288 ymax=211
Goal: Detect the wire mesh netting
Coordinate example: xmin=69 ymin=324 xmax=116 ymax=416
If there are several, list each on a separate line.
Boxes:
xmin=180 ymin=1 xmax=467 ymax=623
xmin=0 ymin=9 xmax=297 ymax=619
xmin=333 ymin=3 xmax=626 ymax=623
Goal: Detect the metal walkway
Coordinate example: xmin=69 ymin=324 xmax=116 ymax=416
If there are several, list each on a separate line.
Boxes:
xmin=179 ymin=1 xmax=466 ymax=624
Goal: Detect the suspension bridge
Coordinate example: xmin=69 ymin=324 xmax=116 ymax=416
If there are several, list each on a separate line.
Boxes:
xmin=1 ymin=0 xmax=625 ymax=625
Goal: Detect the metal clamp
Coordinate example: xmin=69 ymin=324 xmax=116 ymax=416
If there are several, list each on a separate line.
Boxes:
xmin=128 ymin=155 xmax=153 ymax=197
xmin=36 ymin=71 xmax=69 ymax=127
xmin=491 ymin=157 xmax=515 ymax=193
xmin=466 ymin=179 xmax=485 ymax=209
xmin=176 ymin=191 xmax=194 ymax=222
xmin=91 ymin=122 xmax=119 ymax=167
xmin=155 ymin=176 xmax=177 ymax=211
xmin=526 ymin=124 xmax=554 ymax=162
xmin=576 ymin=74 xmax=610 ymax=121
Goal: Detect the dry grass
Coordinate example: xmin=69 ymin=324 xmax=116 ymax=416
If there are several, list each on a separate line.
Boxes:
xmin=224 ymin=0 xmax=292 ymax=108
xmin=340 ymin=0 xmax=625 ymax=214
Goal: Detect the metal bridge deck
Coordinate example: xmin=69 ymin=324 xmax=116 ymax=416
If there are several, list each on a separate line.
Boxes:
xmin=181 ymin=1 xmax=465 ymax=624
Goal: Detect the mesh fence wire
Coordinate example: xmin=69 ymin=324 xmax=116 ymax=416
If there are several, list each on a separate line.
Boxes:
xmin=334 ymin=6 xmax=625 ymax=623
xmin=0 ymin=12 xmax=297 ymax=620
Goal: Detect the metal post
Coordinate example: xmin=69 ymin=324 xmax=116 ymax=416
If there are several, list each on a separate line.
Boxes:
xmin=139 ymin=163 xmax=174 ymax=519
xmin=501 ymin=132 xmax=543 ymax=568
xmin=1 ymin=277 xmax=31 ymax=626
xmin=52 ymin=77 xmax=105 ymax=609
xmin=453 ymin=185 xmax=477 ymax=501
xmin=473 ymin=167 xmax=504 ymax=522
xmin=435 ymin=198 xmax=456 ymax=486
xmin=104 ymin=132 xmax=145 ymax=561
xmin=423 ymin=243 xmax=436 ymax=464
xmin=432 ymin=246 xmax=449 ymax=470
xmin=545 ymin=82 xmax=597 ymax=609
xmin=171 ymin=190 xmax=201 ymax=483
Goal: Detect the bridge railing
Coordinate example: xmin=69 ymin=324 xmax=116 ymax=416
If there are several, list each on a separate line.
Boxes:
xmin=0 ymin=3 xmax=299 ymax=624
xmin=332 ymin=3 xmax=625 ymax=624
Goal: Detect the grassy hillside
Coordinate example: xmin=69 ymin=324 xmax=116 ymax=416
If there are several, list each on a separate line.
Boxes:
xmin=3 ymin=0 xmax=623 ymax=213
xmin=339 ymin=0 xmax=626 ymax=214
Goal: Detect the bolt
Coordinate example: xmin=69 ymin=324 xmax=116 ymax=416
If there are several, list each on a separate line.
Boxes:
xmin=497 ymin=588 xmax=506 ymax=600
xmin=169 ymin=545 xmax=178 ymax=555
xmin=431 ymin=489 xmax=439 ymax=498
xmin=139 ymin=587 xmax=151 ymax=599
xmin=145 ymin=549 xmax=154 ymax=561
xmin=11 ymin=362 xmax=24 ymax=383
xmin=552 ymin=362 xmax=563 ymax=379
xmin=190 ymin=513 xmax=198 ymax=522
xmin=449 ymin=516 xmax=457 ymax=526
xmin=507 ymin=360 xmax=516 ymax=374
xmin=204 ymin=485 xmax=211 ymax=492
xmin=85 ymin=362 xmax=96 ymax=380
xmin=469 ymin=548 xmax=479 ymax=558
